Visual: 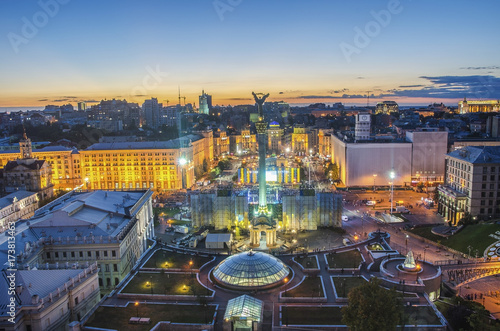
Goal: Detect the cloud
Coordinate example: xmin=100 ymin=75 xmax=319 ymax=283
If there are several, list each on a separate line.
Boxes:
xmin=357 ymin=77 xmax=365 ymax=79
xmin=133 ymin=94 xmax=146 ymax=97
xmin=399 ymin=85 xmax=424 ymax=88
xmin=227 ymin=97 xmax=252 ymax=101
xmin=83 ymin=99 xmax=99 ymax=103
xmin=52 ymin=99 xmax=69 ymax=102
xmin=279 ymin=92 xmax=284 ymax=94
xmin=460 ymin=66 xmax=500 ymax=70
xmin=37 ymin=99 xmax=48 ymax=102
xmin=63 ymin=96 xmax=78 ymax=99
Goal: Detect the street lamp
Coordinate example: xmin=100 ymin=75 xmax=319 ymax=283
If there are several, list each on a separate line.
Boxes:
xmin=423 ymin=247 xmax=427 ymax=262
xmin=405 ymin=234 xmax=409 ymax=255
xmin=389 ymin=170 xmax=396 ymax=221
xmin=373 ymin=174 xmax=377 ymax=192
xmin=135 ymin=301 xmax=139 ymax=317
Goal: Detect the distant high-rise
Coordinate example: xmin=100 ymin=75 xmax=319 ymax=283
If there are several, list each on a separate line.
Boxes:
xmin=77 ymin=101 xmax=86 ymax=111
xmin=142 ymin=98 xmax=162 ymax=129
xmin=199 ymin=90 xmax=212 ymax=114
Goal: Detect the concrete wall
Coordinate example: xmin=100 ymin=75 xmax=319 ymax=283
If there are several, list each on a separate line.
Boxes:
xmin=346 ymin=143 xmax=412 ymax=187
xmin=406 ymin=131 xmax=448 ymax=179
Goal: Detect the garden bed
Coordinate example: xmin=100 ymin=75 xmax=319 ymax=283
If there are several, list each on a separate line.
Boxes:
xmin=326 ymin=249 xmax=363 ymax=269
xmin=86 ymin=303 xmax=216 ymax=331
xmin=122 ymin=272 xmax=210 ymax=296
xmin=142 ymin=249 xmax=212 ymax=270
xmin=331 ymin=276 xmax=367 ymax=298
xmin=281 ymin=306 xmax=343 ymax=326
xmin=282 ymin=276 xmax=324 ymax=298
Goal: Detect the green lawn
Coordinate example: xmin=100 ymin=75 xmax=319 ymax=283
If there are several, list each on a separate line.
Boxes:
xmin=410 ymin=223 xmax=500 ymax=255
xmin=86 ymin=303 xmax=216 ymax=331
xmin=295 ymin=255 xmax=319 ymax=269
xmin=142 ymin=250 xmax=212 ymax=269
xmin=331 ymin=276 xmax=367 ymax=298
xmin=283 ymin=277 xmax=324 ymax=298
xmin=403 ymin=306 xmax=441 ymax=326
xmin=122 ymin=272 xmax=211 ymax=296
xmin=326 ymin=250 xmax=363 ymax=269
xmin=281 ymin=306 xmax=343 ymax=325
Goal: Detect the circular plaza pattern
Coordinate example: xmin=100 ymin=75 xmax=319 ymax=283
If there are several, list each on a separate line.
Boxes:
xmin=212 ymin=250 xmax=290 ymax=290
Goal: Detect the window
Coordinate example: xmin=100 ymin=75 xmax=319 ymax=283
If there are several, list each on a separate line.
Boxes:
xmin=71 ymin=252 xmax=75 ymax=258
xmin=87 ymin=251 xmax=91 ymax=257
xmin=63 ymin=252 xmax=67 ymax=258
xmin=104 ymin=251 xmax=108 ymax=257
xmin=481 ymin=200 xmax=485 ymax=206
xmin=480 ymin=208 xmax=485 ymax=214
xmin=105 ymin=264 xmax=110 ymax=272
xmin=75 ymin=297 xmax=79 ymax=305
xmin=46 ymin=252 xmax=51 ymax=259
xmin=113 ymin=264 xmax=118 ymax=272
xmin=79 ymin=251 xmax=83 ymax=258
xmin=112 ymin=250 xmax=116 ymax=257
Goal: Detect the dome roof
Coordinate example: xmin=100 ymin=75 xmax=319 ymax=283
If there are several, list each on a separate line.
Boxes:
xmin=213 ymin=251 xmax=289 ymax=289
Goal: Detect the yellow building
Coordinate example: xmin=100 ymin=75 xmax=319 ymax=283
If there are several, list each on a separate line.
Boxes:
xmin=318 ymin=129 xmax=332 ymax=156
xmin=214 ymin=129 xmax=230 ymax=157
xmin=291 ymin=126 xmax=308 ymax=155
xmin=234 ymin=129 xmax=257 ymax=154
xmin=0 ymin=134 xmax=213 ymax=192
xmin=459 ymin=98 xmax=500 ymax=114
xmin=267 ymin=121 xmax=283 ymax=155
xmin=81 ymin=134 xmax=210 ymax=191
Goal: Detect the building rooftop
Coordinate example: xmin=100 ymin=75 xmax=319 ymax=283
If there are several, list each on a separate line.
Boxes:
xmin=85 ymin=134 xmax=203 ymax=151
xmin=447 ymin=146 xmax=500 ymax=163
xmin=0 ymin=190 xmax=153 ymax=267
xmin=0 ymin=190 xmax=37 ymax=209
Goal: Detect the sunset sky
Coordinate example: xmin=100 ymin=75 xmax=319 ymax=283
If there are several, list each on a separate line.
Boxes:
xmin=1 ymin=0 xmax=499 ymax=108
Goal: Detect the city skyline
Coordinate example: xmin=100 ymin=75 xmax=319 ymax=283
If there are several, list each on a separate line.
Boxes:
xmin=1 ymin=0 xmax=500 ymax=108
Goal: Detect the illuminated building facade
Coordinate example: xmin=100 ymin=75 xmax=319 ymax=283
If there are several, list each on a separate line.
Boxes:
xmin=0 ymin=134 xmax=213 ymax=192
xmin=237 ymin=166 xmax=300 ymax=184
xmin=291 ymin=126 xmax=308 ymax=155
xmin=267 ymin=121 xmax=283 ymax=155
xmin=318 ymin=129 xmax=332 ymax=156
xmin=438 ymin=146 xmax=500 ymax=224
xmin=233 ymin=129 xmax=257 ymax=154
xmin=459 ymin=98 xmax=500 ymax=114
xmin=375 ymin=101 xmax=399 ymax=114
xmin=214 ymin=128 xmax=230 ymax=156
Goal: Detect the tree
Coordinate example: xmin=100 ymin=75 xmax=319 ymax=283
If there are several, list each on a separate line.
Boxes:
xmin=458 ymin=212 xmax=475 ymax=226
xmin=342 ymin=278 xmax=402 ymax=331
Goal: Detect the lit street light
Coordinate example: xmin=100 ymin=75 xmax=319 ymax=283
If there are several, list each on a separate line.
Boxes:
xmin=135 ymin=301 xmax=139 ymax=317
xmin=389 ymin=170 xmax=395 ymax=221
xmin=373 ymin=174 xmax=377 ymax=192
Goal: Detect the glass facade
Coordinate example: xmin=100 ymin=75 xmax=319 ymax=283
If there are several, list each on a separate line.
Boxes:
xmin=213 ymin=251 xmax=289 ymax=288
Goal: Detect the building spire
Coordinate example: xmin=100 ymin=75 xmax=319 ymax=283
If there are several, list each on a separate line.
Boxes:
xmin=19 ymin=128 xmax=33 ymax=159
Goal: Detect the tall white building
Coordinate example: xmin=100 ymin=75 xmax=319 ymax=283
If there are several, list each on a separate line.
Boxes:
xmin=199 ymin=90 xmax=212 ymax=115
xmin=355 ymin=113 xmax=371 ymax=141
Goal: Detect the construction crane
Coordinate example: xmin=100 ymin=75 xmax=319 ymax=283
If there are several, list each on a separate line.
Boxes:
xmin=366 ymin=91 xmax=371 ymax=107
